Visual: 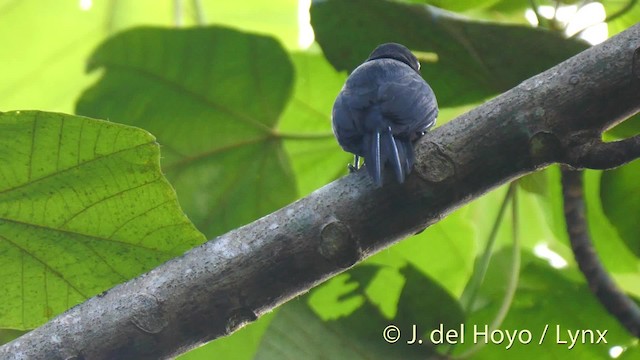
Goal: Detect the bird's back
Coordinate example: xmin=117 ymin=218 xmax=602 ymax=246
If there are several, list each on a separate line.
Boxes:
xmin=332 ymin=51 xmax=438 ymax=186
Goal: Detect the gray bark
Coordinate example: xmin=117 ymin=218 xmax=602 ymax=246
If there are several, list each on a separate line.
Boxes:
xmin=2 ymin=22 xmax=639 ymax=360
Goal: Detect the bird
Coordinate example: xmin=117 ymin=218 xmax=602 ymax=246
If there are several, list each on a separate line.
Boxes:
xmin=332 ymin=43 xmax=438 ymax=187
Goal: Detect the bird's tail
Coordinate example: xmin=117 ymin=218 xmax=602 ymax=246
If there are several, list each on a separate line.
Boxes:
xmin=365 ymin=127 xmax=413 ymax=186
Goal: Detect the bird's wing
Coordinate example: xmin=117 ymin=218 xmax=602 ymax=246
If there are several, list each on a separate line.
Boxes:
xmin=378 ymin=73 xmax=438 ymax=135
xmin=331 ymin=72 xmax=381 ymax=156
xmin=332 ymin=91 xmax=365 ymax=155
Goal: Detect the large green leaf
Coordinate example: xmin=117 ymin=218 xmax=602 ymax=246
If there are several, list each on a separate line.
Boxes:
xmin=192 ymin=0 xmax=298 ymax=48
xmin=603 ymin=0 xmax=640 ymax=37
xmin=583 ymin=170 xmax=640 ymax=279
xmin=518 ymin=166 xmax=572 ymax=249
xmin=600 ymin=160 xmax=640 ymax=257
xmin=76 ymin=27 xmax=297 ymax=237
xmin=465 ymin=181 xmax=572 ymax=259
xmin=461 ymin=252 xmax=636 ymax=359
xmin=310 ymin=0 xmax=588 ymax=106
xmin=0 ymin=1 xmax=104 ymax=112
xmin=0 ymin=111 xmax=205 ymax=330
xmin=383 ymin=207 xmax=476 ymax=298
xmin=255 ymin=264 xmax=464 ymax=359
xmin=0 ymin=0 xmax=298 ymax=113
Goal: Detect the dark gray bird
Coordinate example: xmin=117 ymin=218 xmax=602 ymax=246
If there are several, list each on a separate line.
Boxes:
xmin=332 ymin=43 xmax=438 ymax=186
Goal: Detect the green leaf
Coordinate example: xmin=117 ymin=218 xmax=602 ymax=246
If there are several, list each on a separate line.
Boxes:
xmin=278 ymin=51 xmax=350 ymax=195
xmin=405 ymin=0 xmax=504 ymax=12
xmin=461 ymin=251 xmax=636 ymax=358
xmin=582 ymin=170 xmax=639 ymax=275
xmin=395 ymin=264 xmax=466 ymax=339
xmin=0 ymin=0 xmax=298 ymax=113
xmin=177 ymin=313 xmax=276 ymax=360
xmin=256 ymin=300 xmax=417 ymax=360
xmin=195 ymin=0 xmax=299 ymax=48
xmin=255 ymin=264 xmax=463 ymax=359
xmin=518 ymin=166 xmax=571 ymax=248
xmin=486 ymin=0 xmax=531 ymax=21
xmin=0 ymin=111 xmax=205 ymax=330
xmin=310 ymin=0 xmax=588 ymax=106
xmin=489 ymin=0 xmax=529 ymax=10
xmin=605 ymin=115 xmax=640 ymax=140
xmin=518 ymin=171 xmax=548 ymax=196
xmin=600 ymin=160 xmax=640 ymax=257
xmin=389 ymin=208 xmax=476 ymax=298
xmin=76 ymin=27 xmax=297 ymax=237
xmin=603 ymin=0 xmax=640 ymax=37
xmin=0 ymin=1 xmax=108 ymax=112
xmin=466 ymin=182 xmax=570 ymax=257
xmin=0 ymin=329 xmax=24 ymax=346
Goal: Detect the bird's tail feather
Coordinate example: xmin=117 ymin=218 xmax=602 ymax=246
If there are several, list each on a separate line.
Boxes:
xmin=399 ymin=139 xmax=414 ymax=175
xmin=383 ymin=128 xmax=404 ymax=183
xmin=365 ymin=128 xmax=413 ymax=186
xmin=366 ymin=130 xmax=383 ymax=187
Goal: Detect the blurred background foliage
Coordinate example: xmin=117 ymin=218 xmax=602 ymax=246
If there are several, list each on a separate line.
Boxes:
xmin=0 ymin=0 xmax=639 ymax=358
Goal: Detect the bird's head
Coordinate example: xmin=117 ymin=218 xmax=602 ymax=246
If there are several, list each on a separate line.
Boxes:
xmin=366 ymin=43 xmax=421 ymax=73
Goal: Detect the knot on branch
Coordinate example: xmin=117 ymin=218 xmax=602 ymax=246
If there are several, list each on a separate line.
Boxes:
xmin=319 ymin=220 xmax=361 ymax=269
xmin=131 ymin=293 xmax=168 ymax=334
xmin=414 ymin=141 xmax=455 ymax=183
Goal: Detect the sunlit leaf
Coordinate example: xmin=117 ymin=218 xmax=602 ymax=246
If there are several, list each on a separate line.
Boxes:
xmin=518 ymin=166 xmax=571 ymax=248
xmin=388 ymin=209 xmax=476 ymax=298
xmin=583 ymin=170 xmax=639 ymax=273
xmin=605 ymin=115 xmax=640 ymax=140
xmin=460 ymin=250 xmax=635 ymax=359
xmin=0 ymin=0 xmax=298 ymax=113
xmin=603 ymin=0 xmax=640 ymax=36
xmin=600 ymin=160 xmax=640 ymax=257
xmin=0 ymin=111 xmax=205 ymax=329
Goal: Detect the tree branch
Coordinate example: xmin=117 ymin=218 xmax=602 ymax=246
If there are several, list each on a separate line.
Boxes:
xmin=561 ymin=167 xmax=640 ymax=337
xmin=562 ymin=134 xmax=640 ymax=169
xmin=2 ymin=23 xmax=640 ymax=360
